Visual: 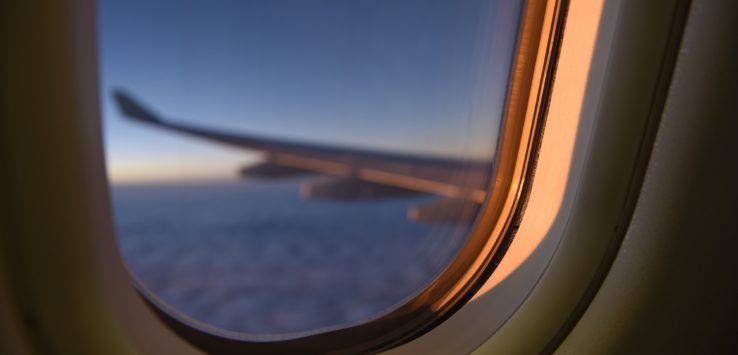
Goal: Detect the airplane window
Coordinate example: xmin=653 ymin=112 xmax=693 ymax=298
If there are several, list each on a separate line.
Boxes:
xmin=99 ymin=0 xmax=531 ymax=349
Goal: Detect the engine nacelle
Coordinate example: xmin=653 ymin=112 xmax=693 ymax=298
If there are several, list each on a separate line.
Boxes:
xmin=238 ymin=162 xmax=312 ymax=179
xmin=407 ymin=198 xmax=480 ymax=225
xmin=300 ymin=178 xmax=421 ymax=200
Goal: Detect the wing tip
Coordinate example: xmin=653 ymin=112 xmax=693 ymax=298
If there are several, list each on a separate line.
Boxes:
xmin=112 ymin=88 xmax=161 ymax=124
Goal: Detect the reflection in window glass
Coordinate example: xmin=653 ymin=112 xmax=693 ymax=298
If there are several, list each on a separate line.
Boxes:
xmin=100 ymin=0 xmax=523 ymax=335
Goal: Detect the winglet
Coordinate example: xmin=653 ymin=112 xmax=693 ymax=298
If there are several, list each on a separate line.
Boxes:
xmin=113 ymin=89 xmax=162 ymax=124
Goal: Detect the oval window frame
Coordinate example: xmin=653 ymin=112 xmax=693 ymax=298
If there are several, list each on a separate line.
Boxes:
xmin=113 ymin=0 xmax=567 ymax=353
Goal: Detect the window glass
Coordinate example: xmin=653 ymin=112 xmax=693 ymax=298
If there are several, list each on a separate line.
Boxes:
xmin=100 ymin=0 xmax=523 ymax=335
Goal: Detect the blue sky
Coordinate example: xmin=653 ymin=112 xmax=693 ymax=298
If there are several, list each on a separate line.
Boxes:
xmin=98 ymin=0 xmax=522 ymax=184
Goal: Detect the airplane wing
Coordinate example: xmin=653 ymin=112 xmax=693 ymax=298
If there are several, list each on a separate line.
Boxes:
xmin=113 ymin=89 xmax=493 ymax=223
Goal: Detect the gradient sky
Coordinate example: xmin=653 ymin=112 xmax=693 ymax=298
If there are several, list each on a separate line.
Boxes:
xmin=98 ymin=0 xmax=523 ymax=184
